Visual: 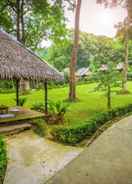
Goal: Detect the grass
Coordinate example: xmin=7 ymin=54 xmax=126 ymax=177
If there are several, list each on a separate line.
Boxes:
xmin=1 ymin=82 xmax=132 ymax=127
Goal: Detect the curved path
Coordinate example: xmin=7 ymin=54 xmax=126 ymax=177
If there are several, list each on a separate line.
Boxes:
xmin=48 ymin=115 xmax=132 ymax=184
xmin=4 ymin=131 xmax=83 ymax=184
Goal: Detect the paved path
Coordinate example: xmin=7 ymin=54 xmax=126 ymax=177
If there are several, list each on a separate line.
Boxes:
xmin=48 ymin=115 xmax=132 ymax=184
xmin=4 ymin=130 xmax=83 ymax=184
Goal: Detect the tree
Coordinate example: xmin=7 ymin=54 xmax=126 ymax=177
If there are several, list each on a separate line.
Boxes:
xmin=0 ymin=0 xmax=71 ymax=92
xmin=69 ymin=0 xmax=82 ymax=101
xmin=45 ymin=31 xmax=98 ymax=71
xmin=93 ymin=40 xmax=120 ymax=109
xmin=115 ymin=19 xmax=129 ymax=92
xmin=122 ymin=19 xmax=129 ymax=92
xmin=97 ymin=0 xmax=132 ymax=93
xmin=0 ymin=0 xmax=69 ymax=49
xmin=116 ymin=19 xmax=132 ymax=92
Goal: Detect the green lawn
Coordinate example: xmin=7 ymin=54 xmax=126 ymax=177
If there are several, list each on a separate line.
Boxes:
xmin=1 ymin=82 xmax=132 ymax=127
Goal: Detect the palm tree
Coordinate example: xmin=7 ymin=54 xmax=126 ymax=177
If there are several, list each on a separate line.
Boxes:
xmin=69 ymin=0 xmax=82 ymax=101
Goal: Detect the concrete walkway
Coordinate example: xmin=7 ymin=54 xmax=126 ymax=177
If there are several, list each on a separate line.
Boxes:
xmin=4 ymin=130 xmax=83 ymax=184
xmin=48 ymin=115 xmax=132 ymax=184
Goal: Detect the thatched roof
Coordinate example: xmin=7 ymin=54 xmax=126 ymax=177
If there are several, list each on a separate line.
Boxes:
xmin=0 ymin=30 xmax=63 ymax=81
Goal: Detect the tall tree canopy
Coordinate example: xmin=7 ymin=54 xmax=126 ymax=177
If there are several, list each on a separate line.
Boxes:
xmin=97 ymin=0 xmax=132 ymax=92
xmin=0 ymin=0 xmax=72 ymax=50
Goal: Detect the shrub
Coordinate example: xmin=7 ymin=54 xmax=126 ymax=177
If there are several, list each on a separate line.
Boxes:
xmin=32 ymin=118 xmax=46 ymax=137
xmin=51 ymin=104 xmax=132 ymax=145
xmin=31 ymin=102 xmax=44 ymax=112
xmin=19 ymin=97 xmax=27 ymax=106
xmin=0 ymin=136 xmax=7 ymax=184
xmin=14 ymin=96 xmax=27 ymax=106
xmin=48 ymin=100 xmax=69 ymax=116
xmin=46 ymin=100 xmax=70 ymax=124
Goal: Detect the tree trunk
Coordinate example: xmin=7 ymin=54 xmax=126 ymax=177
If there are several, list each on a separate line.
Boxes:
xmin=107 ymin=84 xmax=111 ymax=110
xmin=16 ymin=0 xmax=20 ymax=104
xmin=21 ymin=0 xmax=25 ymax=44
xmin=69 ymin=0 xmax=81 ymax=101
xmin=20 ymin=0 xmax=30 ymax=93
xmin=122 ymin=25 xmax=128 ymax=93
xmin=16 ymin=0 xmax=21 ymax=41
xmin=16 ymin=79 xmax=20 ymax=106
xmin=44 ymin=80 xmax=48 ymax=114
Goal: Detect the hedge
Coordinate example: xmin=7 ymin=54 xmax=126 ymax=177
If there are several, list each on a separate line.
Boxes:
xmin=51 ymin=104 xmax=132 ymax=145
xmin=0 ymin=136 xmax=7 ymax=184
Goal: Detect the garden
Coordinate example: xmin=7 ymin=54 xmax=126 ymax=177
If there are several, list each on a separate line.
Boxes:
xmin=1 ymin=82 xmax=132 ymax=144
xmin=0 ymin=0 xmax=132 ymax=183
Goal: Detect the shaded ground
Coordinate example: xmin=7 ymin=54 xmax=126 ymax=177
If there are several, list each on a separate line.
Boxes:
xmin=48 ymin=115 xmax=132 ymax=184
xmin=4 ymin=131 xmax=83 ymax=184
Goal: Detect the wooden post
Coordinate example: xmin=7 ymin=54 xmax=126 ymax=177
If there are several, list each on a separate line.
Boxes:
xmin=16 ymin=79 xmax=19 ymax=106
xmin=44 ymin=80 xmax=48 ymax=114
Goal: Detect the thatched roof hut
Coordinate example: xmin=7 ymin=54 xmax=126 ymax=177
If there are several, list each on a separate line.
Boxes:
xmin=0 ymin=30 xmax=63 ymax=112
xmin=0 ymin=30 xmax=63 ymax=81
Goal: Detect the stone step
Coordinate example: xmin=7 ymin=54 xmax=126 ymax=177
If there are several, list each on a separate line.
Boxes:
xmin=0 ymin=123 xmax=32 ymax=135
xmin=0 ymin=120 xmax=32 ymax=127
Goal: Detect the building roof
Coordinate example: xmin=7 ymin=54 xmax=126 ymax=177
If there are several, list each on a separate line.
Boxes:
xmin=0 ymin=30 xmax=63 ymax=81
xmin=117 ymin=62 xmax=123 ymax=70
xmin=99 ymin=64 xmax=108 ymax=71
xmin=76 ymin=67 xmax=90 ymax=77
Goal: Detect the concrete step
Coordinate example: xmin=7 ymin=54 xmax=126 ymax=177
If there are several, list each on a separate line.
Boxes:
xmin=0 ymin=120 xmax=32 ymax=127
xmin=0 ymin=123 xmax=32 ymax=135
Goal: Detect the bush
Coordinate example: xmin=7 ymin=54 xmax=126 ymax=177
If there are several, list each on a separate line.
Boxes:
xmin=19 ymin=97 xmax=27 ymax=106
xmin=14 ymin=96 xmax=27 ymax=106
xmin=0 ymin=136 xmax=7 ymax=184
xmin=32 ymin=118 xmax=46 ymax=137
xmin=46 ymin=100 xmax=69 ymax=124
xmin=51 ymin=104 xmax=132 ymax=145
xmin=31 ymin=102 xmax=44 ymax=112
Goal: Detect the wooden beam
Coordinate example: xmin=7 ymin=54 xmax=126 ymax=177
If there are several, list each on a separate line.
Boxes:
xmin=44 ymin=80 xmax=48 ymax=114
xmin=16 ymin=79 xmax=19 ymax=106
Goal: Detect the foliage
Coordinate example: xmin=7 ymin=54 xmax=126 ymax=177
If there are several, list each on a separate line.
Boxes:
xmin=48 ymin=100 xmax=69 ymax=116
xmin=51 ymin=104 xmax=132 ymax=144
xmin=0 ymin=80 xmax=14 ymax=90
xmin=32 ymin=118 xmax=46 ymax=137
xmin=0 ymin=136 xmax=7 ymax=184
xmin=78 ymin=32 xmax=98 ymax=68
xmin=42 ymin=31 xmax=131 ymax=72
xmin=45 ymin=31 xmax=100 ymax=71
xmin=92 ymin=38 xmax=121 ymax=109
xmin=46 ymin=100 xmax=70 ymax=124
xmin=14 ymin=96 xmax=27 ymax=106
xmin=0 ymin=0 xmax=71 ymax=50
xmin=31 ymin=102 xmax=44 ymax=112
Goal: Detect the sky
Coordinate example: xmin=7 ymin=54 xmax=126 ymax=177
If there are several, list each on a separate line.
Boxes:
xmin=65 ymin=0 xmax=126 ymax=37
xmin=41 ymin=0 xmax=126 ymax=47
